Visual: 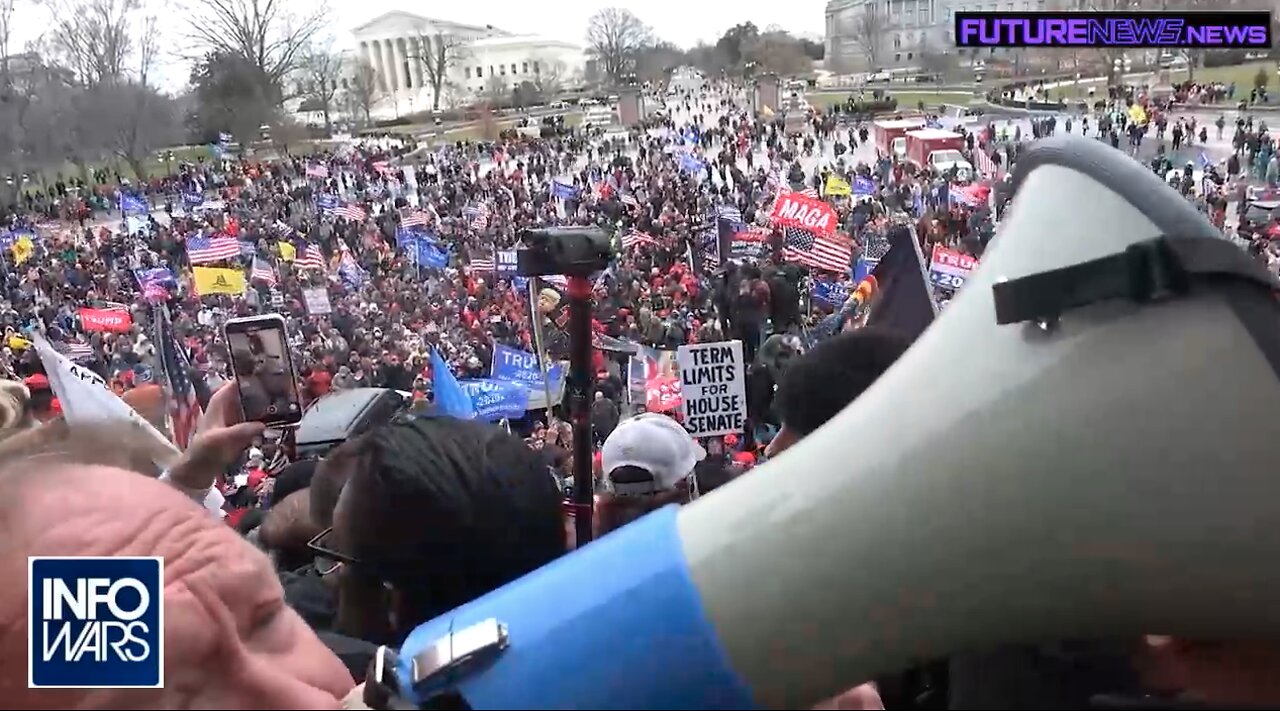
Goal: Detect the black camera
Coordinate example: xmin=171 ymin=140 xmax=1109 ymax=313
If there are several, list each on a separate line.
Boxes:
xmin=517 ymin=227 xmax=612 ymax=278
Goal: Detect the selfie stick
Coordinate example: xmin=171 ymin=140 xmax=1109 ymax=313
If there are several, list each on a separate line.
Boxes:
xmin=565 ymin=275 xmax=595 ymax=546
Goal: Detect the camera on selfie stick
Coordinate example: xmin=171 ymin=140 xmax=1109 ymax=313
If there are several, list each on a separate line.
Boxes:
xmin=517 ymin=227 xmax=612 ymax=547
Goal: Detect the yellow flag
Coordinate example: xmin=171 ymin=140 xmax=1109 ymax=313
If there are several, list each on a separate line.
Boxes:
xmin=1128 ymin=103 xmax=1147 ymax=125
xmin=7 ymin=334 xmax=30 ymax=350
xmin=824 ymin=174 xmax=852 ymax=197
xmin=11 ymin=236 xmax=34 ymax=265
xmin=192 ymin=266 xmax=246 ymax=296
xmin=278 ymin=242 xmax=297 ymax=262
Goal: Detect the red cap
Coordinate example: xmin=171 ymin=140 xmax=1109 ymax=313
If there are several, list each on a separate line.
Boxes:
xmin=24 ymin=373 xmax=49 ymax=390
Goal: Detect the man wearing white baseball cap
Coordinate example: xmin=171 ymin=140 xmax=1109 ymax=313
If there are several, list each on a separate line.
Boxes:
xmin=595 ymin=413 xmax=706 ymax=536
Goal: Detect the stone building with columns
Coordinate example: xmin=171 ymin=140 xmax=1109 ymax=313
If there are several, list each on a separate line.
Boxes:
xmin=349 ymin=10 xmax=586 ymax=118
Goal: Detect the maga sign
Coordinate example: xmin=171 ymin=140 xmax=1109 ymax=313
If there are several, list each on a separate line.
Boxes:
xmin=769 ymin=192 xmax=837 ymax=235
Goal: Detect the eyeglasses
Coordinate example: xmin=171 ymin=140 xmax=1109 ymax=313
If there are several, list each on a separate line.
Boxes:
xmin=307 ymin=527 xmax=359 ymax=577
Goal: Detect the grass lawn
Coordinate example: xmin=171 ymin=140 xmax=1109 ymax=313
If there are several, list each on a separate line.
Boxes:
xmin=1033 ymin=61 xmax=1279 ymax=102
xmin=1174 ymin=60 xmax=1276 ymax=90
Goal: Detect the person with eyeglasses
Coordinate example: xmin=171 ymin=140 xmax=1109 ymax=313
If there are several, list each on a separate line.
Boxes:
xmin=304 ymin=416 xmax=565 ymax=650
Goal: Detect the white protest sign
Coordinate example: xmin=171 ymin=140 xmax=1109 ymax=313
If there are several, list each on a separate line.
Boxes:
xmin=676 ymin=339 xmax=747 ymax=438
xmin=303 ymin=287 xmax=332 ymax=315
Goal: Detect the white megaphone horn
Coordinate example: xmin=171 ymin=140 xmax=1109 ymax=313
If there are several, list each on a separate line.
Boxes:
xmin=374 ymin=136 xmax=1280 ymax=711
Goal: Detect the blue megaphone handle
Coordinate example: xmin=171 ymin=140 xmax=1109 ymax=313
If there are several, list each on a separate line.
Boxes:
xmin=394 ymin=505 xmax=756 ymax=709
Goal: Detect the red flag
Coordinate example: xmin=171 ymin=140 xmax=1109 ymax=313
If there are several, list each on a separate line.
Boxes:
xmin=770 ymin=191 xmax=838 ymax=235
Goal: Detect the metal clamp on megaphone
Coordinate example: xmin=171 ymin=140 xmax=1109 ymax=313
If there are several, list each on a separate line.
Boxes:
xmin=365 ymin=136 xmax=1280 ymax=710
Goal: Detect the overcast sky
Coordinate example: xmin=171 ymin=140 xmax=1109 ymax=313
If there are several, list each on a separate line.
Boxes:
xmin=6 ymin=0 xmax=828 ymax=92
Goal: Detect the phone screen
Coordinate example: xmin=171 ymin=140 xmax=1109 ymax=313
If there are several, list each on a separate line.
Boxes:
xmin=225 ymin=320 xmax=302 ymax=426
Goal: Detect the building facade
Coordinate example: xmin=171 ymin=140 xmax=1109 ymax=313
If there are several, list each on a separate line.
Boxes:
xmin=824 ymin=0 xmax=1048 ymax=74
xmin=349 ymin=11 xmax=586 ymax=118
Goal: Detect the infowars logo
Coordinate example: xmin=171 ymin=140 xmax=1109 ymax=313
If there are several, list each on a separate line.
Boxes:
xmin=28 ymin=557 xmax=163 ymax=689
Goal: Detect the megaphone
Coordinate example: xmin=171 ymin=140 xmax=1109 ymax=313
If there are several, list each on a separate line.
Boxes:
xmin=372 ymin=136 xmax=1280 ymax=710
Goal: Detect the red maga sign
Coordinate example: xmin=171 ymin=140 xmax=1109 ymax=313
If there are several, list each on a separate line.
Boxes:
xmin=79 ymin=308 xmax=133 ymax=333
xmin=769 ymin=191 xmax=838 ymax=235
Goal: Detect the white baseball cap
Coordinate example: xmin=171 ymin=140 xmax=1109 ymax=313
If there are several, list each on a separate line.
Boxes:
xmin=602 ymin=413 xmax=705 ymax=494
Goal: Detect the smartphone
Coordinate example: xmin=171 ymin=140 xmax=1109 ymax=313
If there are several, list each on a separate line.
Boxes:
xmin=223 ymin=314 xmax=303 ymax=427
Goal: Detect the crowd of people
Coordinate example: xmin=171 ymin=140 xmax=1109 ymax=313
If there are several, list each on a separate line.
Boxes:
xmin=2 ymin=76 xmax=1279 ymax=710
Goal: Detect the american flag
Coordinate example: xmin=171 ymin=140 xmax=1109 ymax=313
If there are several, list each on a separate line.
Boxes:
xmin=782 ymin=226 xmax=853 ymax=274
xmin=465 ymin=202 xmax=491 ymax=231
xmin=542 ymin=274 xmax=568 ymax=289
xmin=334 ymin=203 xmax=367 ymax=222
xmin=186 ymin=233 xmax=241 ymax=264
xmin=100 ymin=301 xmax=129 ymax=312
xmin=305 ymin=163 xmax=329 ymax=179
xmin=619 ymin=192 xmax=640 ymax=209
xmin=401 ymin=209 xmax=433 ymax=228
xmin=716 ymin=204 xmax=743 ymax=223
xmin=621 ymin=230 xmax=657 ymax=250
xmin=56 ymin=340 xmax=95 ymax=362
xmin=154 ymin=307 xmax=202 ymax=450
xmin=295 ymin=244 xmax=326 ymax=271
xmin=699 ymin=213 xmax=721 ymax=269
xmin=973 ymin=148 xmax=1001 ymax=179
xmin=250 ymin=256 xmax=277 ymax=285
xmin=800 ymin=187 xmax=820 ymax=198
xmin=470 ymin=254 xmax=495 ymax=272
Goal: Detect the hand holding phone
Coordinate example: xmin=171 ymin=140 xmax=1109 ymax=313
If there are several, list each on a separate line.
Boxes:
xmin=223 ymin=314 xmax=303 ymax=427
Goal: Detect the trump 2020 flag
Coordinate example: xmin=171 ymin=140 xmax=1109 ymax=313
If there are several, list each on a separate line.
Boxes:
xmin=429 ymin=349 xmax=476 ymax=419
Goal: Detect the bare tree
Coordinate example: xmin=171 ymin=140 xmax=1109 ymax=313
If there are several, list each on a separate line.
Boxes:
xmin=44 ymin=0 xmax=138 ymax=86
xmin=298 ymin=43 xmax=341 ymax=130
xmin=344 ymin=58 xmax=380 ymax=125
xmin=407 ymin=27 xmax=468 ymax=112
xmin=93 ymin=81 xmax=180 ymax=179
xmin=182 ymin=0 xmax=328 ymax=101
xmin=481 ymin=73 xmax=505 ymax=105
xmin=0 ymin=0 xmax=16 ymax=72
xmin=585 ymin=7 xmax=651 ymax=86
xmin=917 ymin=38 xmax=953 ymax=78
xmin=744 ymin=31 xmax=813 ymax=77
xmin=847 ymin=5 xmax=884 ymax=71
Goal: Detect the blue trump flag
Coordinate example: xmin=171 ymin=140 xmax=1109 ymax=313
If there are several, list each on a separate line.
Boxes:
xmin=417 ymin=240 xmax=449 ymax=269
xmin=679 ymin=152 xmax=706 ymax=175
xmin=550 ymin=179 xmax=578 ymax=200
xmin=491 ymin=343 xmax=564 ymax=391
xmin=813 ymin=280 xmax=850 ymax=307
xmin=852 ymin=176 xmax=876 ymax=197
xmin=430 ymin=349 xmax=477 ymax=419
xmin=459 ymin=378 xmax=529 ymax=421
xmin=119 ymin=194 xmax=149 ymax=214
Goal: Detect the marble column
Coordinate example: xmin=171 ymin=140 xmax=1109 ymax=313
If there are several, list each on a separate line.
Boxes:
xmin=396 ymin=38 xmax=411 ymax=90
xmin=411 ymin=37 xmax=425 ymax=89
xmin=380 ymin=40 xmax=397 ymax=92
xmin=368 ymin=40 xmax=385 ymax=92
xmin=376 ymin=40 xmax=391 ymax=92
